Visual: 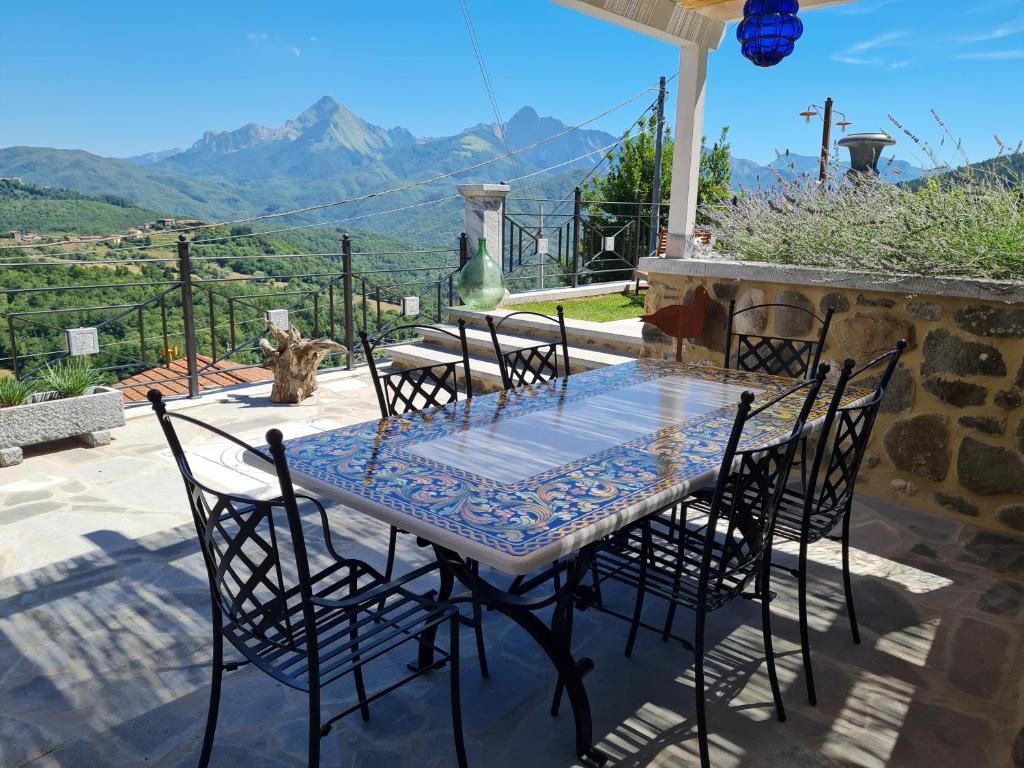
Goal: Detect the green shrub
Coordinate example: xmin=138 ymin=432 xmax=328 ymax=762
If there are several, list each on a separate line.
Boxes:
xmin=35 ymin=357 xmax=105 ymax=399
xmin=0 ymin=376 xmax=34 ymax=407
xmin=704 ymin=114 xmax=1023 ymax=282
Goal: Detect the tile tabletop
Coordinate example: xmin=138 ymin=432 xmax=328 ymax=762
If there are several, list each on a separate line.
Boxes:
xmin=271 ymin=360 xmax=867 ymax=575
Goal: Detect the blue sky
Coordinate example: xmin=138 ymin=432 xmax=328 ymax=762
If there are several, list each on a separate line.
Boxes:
xmin=1 ymin=0 xmax=1021 ymax=166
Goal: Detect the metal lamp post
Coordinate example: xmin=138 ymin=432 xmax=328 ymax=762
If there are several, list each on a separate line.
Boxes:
xmin=799 ymin=98 xmax=852 ymax=183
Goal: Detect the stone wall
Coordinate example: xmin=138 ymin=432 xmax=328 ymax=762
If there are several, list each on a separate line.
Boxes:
xmin=638 ymin=258 xmax=1024 ymax=537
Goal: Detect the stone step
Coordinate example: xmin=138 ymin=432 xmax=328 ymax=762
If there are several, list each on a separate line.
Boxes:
xmin=385 ymin=328 xmax=637 ymax=394
xmin=384 ymin=344 xmax=504 ymax=392
xmin=447 ymin=306 xmax=643 ymax=355
xmin=417 ymin=325 xmax=637 ymax=369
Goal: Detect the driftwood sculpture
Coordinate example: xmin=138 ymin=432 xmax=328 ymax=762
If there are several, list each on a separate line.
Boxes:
xmin=641 ymin=285 xmax=710 ymax=362
xmin=259 ymin=321 xmax=345 ymax=403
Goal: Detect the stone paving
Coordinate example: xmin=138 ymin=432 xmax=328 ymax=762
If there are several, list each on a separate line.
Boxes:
xmin=1 ymin=370 xmax=1022 ymax=767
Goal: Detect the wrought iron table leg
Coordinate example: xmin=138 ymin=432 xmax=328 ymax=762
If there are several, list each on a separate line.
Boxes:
xmin=435 ymin=544 xmax=607 ymax=766
xmin=409 ymin=566 xmax=455 ymax=673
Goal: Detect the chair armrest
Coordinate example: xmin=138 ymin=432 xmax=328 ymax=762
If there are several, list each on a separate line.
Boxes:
xmin=310 ymin=562 xmax=442 ymax=610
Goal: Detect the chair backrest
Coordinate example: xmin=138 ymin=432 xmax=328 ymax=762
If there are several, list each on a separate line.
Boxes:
xmin=360 ymin=319 xmax=473 ymax=418
xmin=725 ymin=300 xmax=834 ymax=379
xmin=486 ymin=307 xmax=570 ymax=390
xmin=698 ymin=364 xmax=829 ymax=603
xmin=147 ymin=390 xmax=317 ymax=655
xmin=805 ymin=340 xmax=907 ymax=523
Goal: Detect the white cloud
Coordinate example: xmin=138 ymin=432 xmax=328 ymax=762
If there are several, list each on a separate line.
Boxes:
xmin=953 ymin=48 xmax=1024 ymax=59
xmin=309 ymin=36 xmax=319 ymax=42
xmin=959 ymin=18 xmax=1024 ymax=42
xmin=888 ymin=59 xmax=913 ymax=69
xmin=247 ymin=32 xmax=269 ymax=42
xmin=831 ymin=31 xmax=907 ymax=65
xmin=839 ymin=0 xmax=901 ymax=17
xmin=847 ymin=31 xmax=907 ymax=53
xmin=289 ymin=46 xmax=301 ymax=57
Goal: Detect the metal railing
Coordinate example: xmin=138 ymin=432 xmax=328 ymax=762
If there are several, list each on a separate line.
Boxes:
xmin=502 ymin=187 xmax=669 ymax=291
xmin=2 ymin=233 xmax=462 ymax=398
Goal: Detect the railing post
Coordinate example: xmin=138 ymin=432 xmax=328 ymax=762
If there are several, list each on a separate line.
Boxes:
xmin=456 ymin=233 xmax=468 ymax=306
xmin=571 ymin=186 xmax=581 ymax=287
xmin=648 ymin=75 xmax=667 ymax=259
xmin=342 ymin=234 xmax=354 ymax=370
xmin=7 ymin=316 xmax=19 ymax=379
xmin=177 ymin=235 xmax=200 ymax=397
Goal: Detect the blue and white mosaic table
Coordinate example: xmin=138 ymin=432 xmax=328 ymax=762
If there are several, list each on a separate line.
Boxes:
xmin=271 ymin=360 xmax=867 ymax=575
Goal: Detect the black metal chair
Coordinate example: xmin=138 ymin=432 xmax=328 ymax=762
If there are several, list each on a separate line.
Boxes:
xmin=485 ymin=307 xmax=570 ymax=390
xmin=359 ymin=320 xmax=488 ymax=679
xmin=725 ymin=300 xmax=834 ymax=379
xmin=770 ymin=340 xmax=906 ymax=706
xmin=147 ymin=390 xmax=468 ymax=768
xmin=590 ymin=365 xmax=829 ymax=768
xmin=360 ymin=319 xmax=473 ymax=420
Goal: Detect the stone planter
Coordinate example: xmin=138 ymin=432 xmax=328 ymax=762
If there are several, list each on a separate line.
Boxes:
xmin=0 ymin=385 xmax=125 ymax=467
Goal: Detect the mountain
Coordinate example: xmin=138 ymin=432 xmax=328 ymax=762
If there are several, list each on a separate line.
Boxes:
xmin=0 ymin=100 xmax=617 ymax=246
xmin=729 ymin=151 xmax=927 ymax=190
xmin=123 ymin=148 xmax=182 ymax=165
xmin=0 ymin=97 xmax=933 ymax=247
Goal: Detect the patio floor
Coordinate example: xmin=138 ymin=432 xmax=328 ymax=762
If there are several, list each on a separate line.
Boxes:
xmin=1 ymin=369 xmax=1021 ymax=767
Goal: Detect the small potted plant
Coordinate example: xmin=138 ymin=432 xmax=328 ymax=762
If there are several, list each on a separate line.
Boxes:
xmin=0 ymin=357 xmax=125 ymax=467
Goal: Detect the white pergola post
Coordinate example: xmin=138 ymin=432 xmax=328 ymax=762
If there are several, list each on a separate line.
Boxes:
xmin=666 ymin=43 xmax=709 ymax=258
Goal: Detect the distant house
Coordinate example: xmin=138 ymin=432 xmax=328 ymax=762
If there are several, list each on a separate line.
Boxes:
xmin=107 ymin=235 xmax=122 ymax=245
xmin=176 ymin=219 xmax=205 ymax=227
xmin=127 ymin=228 xmax=143 ymax=236
xmin=156 ymin=218 xmax=176 ymax=228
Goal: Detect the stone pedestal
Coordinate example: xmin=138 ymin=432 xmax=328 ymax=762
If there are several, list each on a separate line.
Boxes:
xmin=457 ymin=183 xmax=510 ymax=267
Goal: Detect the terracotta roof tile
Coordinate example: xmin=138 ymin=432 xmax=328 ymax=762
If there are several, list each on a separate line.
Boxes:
xmin=116 ymin=356 xmax=273 ymax=402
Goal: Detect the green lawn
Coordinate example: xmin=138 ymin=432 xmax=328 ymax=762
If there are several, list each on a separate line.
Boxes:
xmin=509 ymin=290 xmax=646 ymax=323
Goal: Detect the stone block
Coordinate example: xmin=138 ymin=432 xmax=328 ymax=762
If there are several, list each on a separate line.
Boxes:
xmin=947 ymin=617 xmax=1010 ymax=700
xmin=957 ymin=415 xmax=1006 ymax=436
xmin=1018 ymin=419 xmax=1024 ymax=453
xmin=773 ymin=290 xmax=814 ymax=337
xmin=79 ymin=430 xmax=111 ymax=448
xmin=953 ymin=303 xmax=1024 ymax=337
xmin=921 ymin=329 xmax=1006 ymax=377
xmin=876 ymin=364 xmax=914 ymax=413
xmin=978 ymin=580 xmax=1021 ymax=617
xmin=732 ymin=288 xmax=767 ymax=335
xmin=882 ymin=413 xmax=950 ymax=481
xmin=857 ymin=293 xmax=896 ymax=308
xmin=995 ymin=389 xmax=1023 ymax=410
xmin=921 ymin=375 xmax=988 ymax=407
xmin=906 ymin=299 xmax=944 ymax=321
xmin=997 ymin=504 xmax=1024 ymax=532
xmin=819 ymin=291 xmax=850 ymax=314
xmin=1016 ymin=359 xmax=1024 ymax=390
xmin=932 ymin=491 xmax=979 ymax=517
xmin=711 ymin=280 xmax=738 ymax=300
xmin=833 ymin=312 xmax=915 ymax=363
xmin=687 ymin=286 xmax=727 ymax=352
xmin=0 ymin=446 xmax=23 ymax=467
xmin=641 ymin=322 xmax=670 ymax=344
xmin=957 ymin=437 xmax=1024 ymax=495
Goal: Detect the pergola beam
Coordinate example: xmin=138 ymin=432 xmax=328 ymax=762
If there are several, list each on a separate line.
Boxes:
xmin=552 ymin=0 xmax=726 ymax=49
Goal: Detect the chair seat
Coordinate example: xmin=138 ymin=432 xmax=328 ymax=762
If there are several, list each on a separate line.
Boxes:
xmin=594 ymin=514 xmax=754 ymax=613
xmin=685 ymin=485 xmax=844 ymax=546
xmin=770 ymin=487 xmax=845 ymax=544
xmin=224 ymin=561 xmax=456 ymax=691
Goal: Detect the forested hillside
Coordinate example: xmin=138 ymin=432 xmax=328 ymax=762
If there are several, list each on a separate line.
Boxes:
xmin=0 ymin=179 xmax=166 ymax=234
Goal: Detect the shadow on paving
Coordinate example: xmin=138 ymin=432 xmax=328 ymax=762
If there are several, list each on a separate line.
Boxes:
xmin=1 ymin=496 xmax=1021 ymax=767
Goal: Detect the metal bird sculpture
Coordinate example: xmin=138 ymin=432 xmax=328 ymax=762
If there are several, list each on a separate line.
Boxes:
xmin=640 ymin=285 xmax=710 ymax=361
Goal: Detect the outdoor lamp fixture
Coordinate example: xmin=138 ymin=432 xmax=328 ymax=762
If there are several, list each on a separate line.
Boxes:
xmin=737 ymin=0 xmax=804 ymax=67
xmin=800 ymin=97 xmax=851 ymax=183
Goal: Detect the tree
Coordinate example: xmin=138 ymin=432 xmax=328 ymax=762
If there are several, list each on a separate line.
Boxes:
xmin=586 ymin=121 xmax=733 ymax=228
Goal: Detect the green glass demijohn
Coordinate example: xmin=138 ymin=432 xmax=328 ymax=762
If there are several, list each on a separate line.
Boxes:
xmin=458 ymin=237 xmax=506 ymax=310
